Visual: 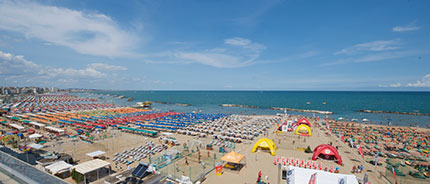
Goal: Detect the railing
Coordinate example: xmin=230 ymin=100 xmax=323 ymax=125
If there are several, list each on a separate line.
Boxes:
xmin=0 ymin=149 xmax=69 ymax=184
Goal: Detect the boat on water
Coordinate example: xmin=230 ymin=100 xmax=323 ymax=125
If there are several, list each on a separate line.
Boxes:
xmin=362 ymin=118 xmax=369 ymax=122
xmin=127 ymin=97 xmax=134 ymax=102
xmin=135 ymin=101 xmax=152 ymax=109
xmin=118 ymin=96 xmax=125 ymax=99
xmin=351 ymin=118 xmax=358 ymax=122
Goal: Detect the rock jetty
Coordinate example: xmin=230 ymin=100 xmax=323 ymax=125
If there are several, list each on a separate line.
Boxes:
xmin=221 ymin=104 xmax=258 ymax=108
xmin=271 ymin=107 xmax=333 ymax=115
xmin=359 ymin=109 xmax=430 ymax=116
xmin=175 ymin=103 xmax=191 ymax=107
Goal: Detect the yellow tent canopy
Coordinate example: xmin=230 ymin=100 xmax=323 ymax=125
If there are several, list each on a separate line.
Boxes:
xmin=221 ymin=151 xmax=245 ymax=164
xmin=295 ymin=124 xmax=312 ymax=136
xmin=251 ymin=138 xmax=277 ymax=156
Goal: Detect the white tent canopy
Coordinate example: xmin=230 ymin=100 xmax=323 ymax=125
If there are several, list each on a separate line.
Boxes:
xmin=29 ymin=133 xmax=43 ymax=139
xmin=45 ymin=126 xmax=65 ymax=134
xmin=73 ymin=159 xmax=110 ymax=174
xmin=286 ymin=166 xmax=358 ymax=184
xmin=86 ymin=150 xmax=106 ymax=158
xmin=45 ymin=161 xmax=72 ymax=174
xmin=9 ymin=123 xmax=24 ymax=130
xmin=28 ymin=143 xmax=44 ymax=150
xmin=162 ymin=132 xmax=173 ymax=136
xmin=30 ymin=121 xmax=45 ymax=127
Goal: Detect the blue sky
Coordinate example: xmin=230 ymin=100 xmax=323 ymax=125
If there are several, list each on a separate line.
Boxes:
xmin=0 ymin=0 xmax=429 ymax=90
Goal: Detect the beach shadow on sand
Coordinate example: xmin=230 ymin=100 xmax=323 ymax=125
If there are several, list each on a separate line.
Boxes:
xmin=344 ymin=151 xmax=351 ymax=154
xmin=350 ymin=158 xmax=361 ymax=163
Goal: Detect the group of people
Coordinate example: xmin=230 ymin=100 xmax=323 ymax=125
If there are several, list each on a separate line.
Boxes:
xmin=352 ymin=165 xmax=363 ymax=173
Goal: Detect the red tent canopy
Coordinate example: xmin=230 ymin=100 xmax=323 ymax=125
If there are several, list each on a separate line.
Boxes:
xmin=297 ymin=118 xmax=311 ymax=127
xmin=312 ymin=144 xmax=342 ymax=165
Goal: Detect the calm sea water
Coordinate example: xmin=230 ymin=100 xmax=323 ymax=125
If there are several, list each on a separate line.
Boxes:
xmin=87 ymin=91 xmax=430 ymax=127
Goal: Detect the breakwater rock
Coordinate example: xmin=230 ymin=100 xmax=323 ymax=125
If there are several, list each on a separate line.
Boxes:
xmin=359 ymin=109 xmax=430 ymax=116
xmin=272 ymin=107 xmax=333 ymax=115
xmin=175 ymin=103 xmax=191 ymax=107
xmin=221 ymin=104 xmax=258 ymax=108
xmin=153 ymin=101 xmax=191 ymax=107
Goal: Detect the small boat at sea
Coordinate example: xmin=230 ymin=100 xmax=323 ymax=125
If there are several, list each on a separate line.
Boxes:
xmin=135 ymin=101 xmax=152 ymax=109
xmin=127 ymin=97 xmax=134 ymax=102
xmin=362 ymin=118 xmax=369 ymax=122
xmin=351 ymin=118 xmax=358 ymax=122
xmin=118 ymin=96 xmax=125 ymax=99
xmin=306 ymin=101 xmax=311 ymax=105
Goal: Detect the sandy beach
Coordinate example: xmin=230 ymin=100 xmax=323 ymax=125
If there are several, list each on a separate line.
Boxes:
xmin=1 ymin=108 xmax=429 ymax=184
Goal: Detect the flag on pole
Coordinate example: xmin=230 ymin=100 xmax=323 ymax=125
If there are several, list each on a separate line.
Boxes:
xmin=374 ymin=154 xmax=378 ymax=166
xmin=339 ymin=132 xmax=345 ymax=142
xmin=326 ymin=123 xmax=332 ymax=134
xmin=356 ymin=144 xmax=364 ymax=159
xmin=308 ymin=172 xmax=317 ymax=184
xmin=392 ymin=167 xmax=398 ymax=184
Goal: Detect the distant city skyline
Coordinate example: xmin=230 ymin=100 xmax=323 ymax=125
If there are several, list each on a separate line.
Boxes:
xmin=0 ymin=0 xmax=429 ymax=90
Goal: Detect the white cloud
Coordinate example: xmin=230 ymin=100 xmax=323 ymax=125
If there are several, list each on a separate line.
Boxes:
xmin=88 ymin=63 xmax=127 ymax=71
xmin=335 ymin=40 xmax=399 ymax=55
xmin=225 ymin=37 xmax=251 ymax=46
xmin=224 ymin=37 xmax=266 ymax=51
xmin=0 ymin=50 xmax=127 ymax=86
xmin=323 ymin=50 xmax=424 ymax=66
xmin=392 ymin=24 xmax=420 ymax=32
xmin=146 ymin=37 xmax=266 ymax=68
xmin=0 ymin=0 xmax=138 ymax=57
xmin=174 ymin=51 xmax=253 ymax=68
xmin=378 ymin=83 xmax=401 ymax=88
xmin=407 ymin=74 xmax=430 ymax=87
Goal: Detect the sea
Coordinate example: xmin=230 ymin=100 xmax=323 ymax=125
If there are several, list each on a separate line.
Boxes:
xmin=81 ymin=91 xmax=430 ymax=127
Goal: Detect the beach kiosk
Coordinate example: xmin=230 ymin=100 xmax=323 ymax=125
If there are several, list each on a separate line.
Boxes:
xmin=312 ymin=144 xmax=343 ymax=165
xmin=45 ymin=126 xmax=65 ymax=135
xmin=72 ymin=159 xmax=111 ymax=183
xmin=251 ymin=138 xmax=277 ymax=156
xmin=9 ymin=123 xmax=25 ymax=132
xmin=295 ymin=124 xmax=312 ymax=136
xmin=86 ymin=150 xmax=106 ymax=160
xmin=221 ymin=151 xmax=246 ymax=172
xmin=45 ymin=161 xmax=73 ymax=178
xmin=29 ymin=121 xmax=45 ymax=129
